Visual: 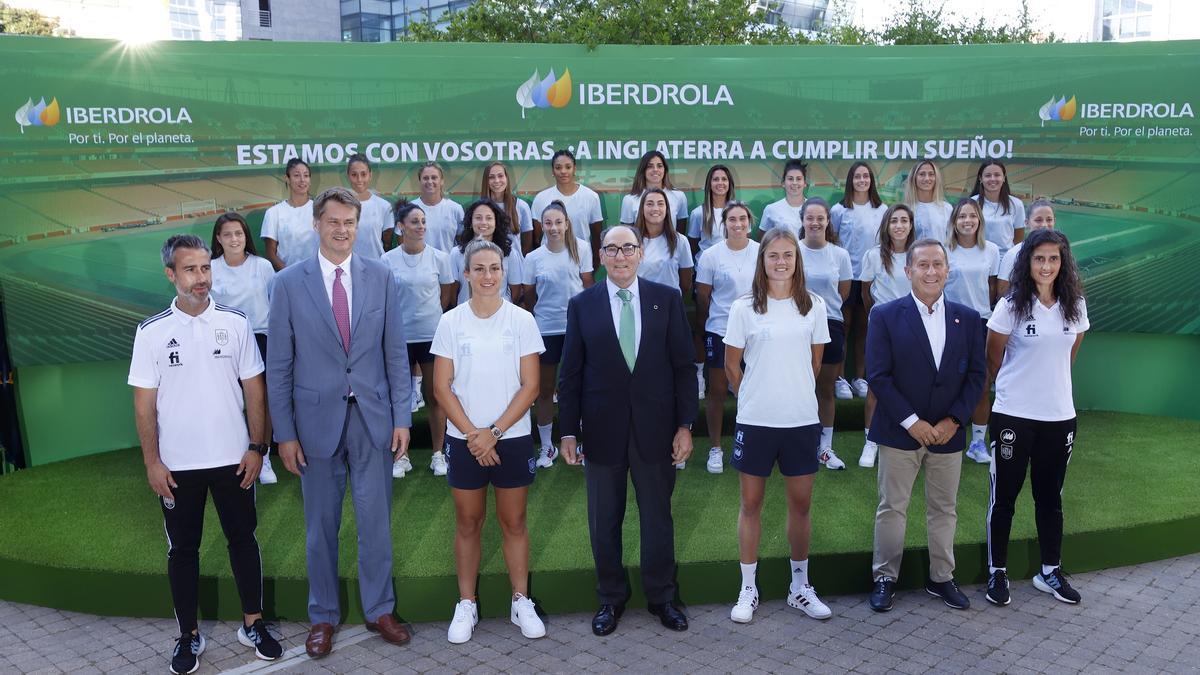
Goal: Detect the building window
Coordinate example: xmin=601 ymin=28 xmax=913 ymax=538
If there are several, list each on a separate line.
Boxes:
xmin=1101 ymin=0 xmax=1153 ymax=41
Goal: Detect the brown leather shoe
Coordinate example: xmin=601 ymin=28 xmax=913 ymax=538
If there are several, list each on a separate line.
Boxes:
xmin=366 ymin=614 xmax=411 ymax=645
xmin=305 ymin=623 xmax=334 ymax=658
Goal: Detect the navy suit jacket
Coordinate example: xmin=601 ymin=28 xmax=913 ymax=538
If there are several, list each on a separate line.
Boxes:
xmin=557 ymin=279 xmax=698 ymax=465
xmin=866 ymin=294 xmax=985 ymax=453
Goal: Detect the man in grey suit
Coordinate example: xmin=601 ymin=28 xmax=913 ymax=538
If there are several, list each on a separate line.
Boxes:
xmin=267 ymin=187 xmax=412 ymax=657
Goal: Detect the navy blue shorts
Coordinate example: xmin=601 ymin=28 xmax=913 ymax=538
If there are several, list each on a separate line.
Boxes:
xmin=445 ymin=435 xmax=536 ymax=490
xmin=731 ymin=423 xmax=821 ymax=477
xmin=704 ymin=331 xmax=726 ymax=369
xmin=845 ymin=280 xmax=864 ymax=307
xmin=822 ymin=319 xmax=845 ymax=364
xmin=407 ymin=341 xmax=434 ymax=365
xmin=540 ymin=334 xmax=565 ymax=365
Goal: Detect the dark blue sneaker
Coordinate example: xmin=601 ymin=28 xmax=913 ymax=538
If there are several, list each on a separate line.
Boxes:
xmin=986 ymin=569 xmax=1011 ymax=606
xmin=238 ymin=618 xmax=283 ymax=660
xmin=1034 ymin=568 xmax=1081 ymax=604
xmin=926 ymin=579 xmax=970 ymax=610
xmin=170 ymin=632 xmax=205 ymax=675
xmin=869 ymin=577 xmax=896 ymax=612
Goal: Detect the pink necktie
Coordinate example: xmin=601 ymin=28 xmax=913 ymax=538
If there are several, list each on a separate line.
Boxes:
xmin=333 ymin=267 xmax=350 ymax=354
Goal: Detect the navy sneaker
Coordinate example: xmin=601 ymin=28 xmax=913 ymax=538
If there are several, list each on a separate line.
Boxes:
xmin=926 ymin=579 xmax=970 ymax=610
xmin=238 ymin=618 xmax=283 ymax=660
xmin=869 ymin=577 xmax=896 ymax=612
xmin=170 ymin=632 xmax=205 ymax=675
xmin=1034 ymin=568 xmax=1081 ymax=604
xmin=986 ymin=569 xmax=1011 ymax=606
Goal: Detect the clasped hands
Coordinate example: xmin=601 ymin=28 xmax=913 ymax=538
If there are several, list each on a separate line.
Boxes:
xmin=907 ymin=417 xmax=960 ymax=448
xmin=465 ymin=427 xmax=501 ymax=466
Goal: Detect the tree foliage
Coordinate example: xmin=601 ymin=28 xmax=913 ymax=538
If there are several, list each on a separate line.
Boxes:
xmin=0 ymin=2 xmax=65 ymax=37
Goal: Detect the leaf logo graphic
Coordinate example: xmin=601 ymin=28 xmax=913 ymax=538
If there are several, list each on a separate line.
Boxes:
xmin=1039 ymin=94 xmax=1077 ymax=126
xmin=516 ymin=68 xmax=572 ymax=118
xmin=15 ymin=96 xmax=60 ymax=132
xmin=516 ymin=70 xmax=540 ymax=119
xmin=15 ymin=98 xmax=33 ymax=133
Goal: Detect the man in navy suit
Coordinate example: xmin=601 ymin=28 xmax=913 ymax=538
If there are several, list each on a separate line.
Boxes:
xmin=558 ymin=225 xmax=698 ymax=636
xmin=865 ymin=239 xmax=985 ymax=613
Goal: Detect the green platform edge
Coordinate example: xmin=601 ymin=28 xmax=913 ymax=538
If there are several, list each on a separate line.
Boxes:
xmin=2 ymin=516 xmax=1196 ymax=624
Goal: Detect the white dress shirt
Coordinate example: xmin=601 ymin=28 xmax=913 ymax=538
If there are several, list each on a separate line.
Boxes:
xmin=318 ymin=252 xmax=354 ymax=326
xmin=900 ymin=291 xmax=946 ymax=430
xmin=606 ymin=277 xmax=642 ymax=358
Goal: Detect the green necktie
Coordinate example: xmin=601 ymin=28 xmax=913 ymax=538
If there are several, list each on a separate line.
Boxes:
xmin=616 ymin=288 xmax=636 ymax=371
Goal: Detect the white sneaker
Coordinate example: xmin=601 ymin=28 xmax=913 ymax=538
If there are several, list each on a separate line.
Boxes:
xmin=675 ymin=461 xmax=686 ymax=470
xmin=536 ymin=446 xmax=558 ymax=469
xmin=834 ymin=377 xmax=853 ymax=400
xmin=414 ymin=386 xmax=425 ymax=411
xmin=706 ymin=448 xmax=724 ymax=474
xmin=788 ymin=584 xmax=832 ymax=619
xmin=819 ymin=447 xmax=846 ymax=470
xmin=851 ymin=378 xmax=869 ymax=398
xmin=966 ymin=439 xmax=990 ymax=464
xmin=858 ymin=441 xmax=878 ymax=468
xmin=392 ymin=456 xmax=408 ymax=479
xmin=430 ymin=451 xmax=448 ymax=476
xmin=258 ymin=454 xmax=278 ymax=485
xmin=447 ymin=599 xmax=478 ymax=644
xmin=730 ymin=585 xmax=758 ymax=623
xmin=510 ymin=594 xmax=546 ymax=638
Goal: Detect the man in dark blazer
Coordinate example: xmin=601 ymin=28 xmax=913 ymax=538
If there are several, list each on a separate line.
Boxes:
xmin=865 ymin=238 xmax=985 ymax=613
xmin=558 ymin=225 xmax=698 ymax=636
xmin=267 ymin=187 xmax=412 ymax=656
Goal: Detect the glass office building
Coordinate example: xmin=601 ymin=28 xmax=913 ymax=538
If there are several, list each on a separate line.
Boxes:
xmin=341 ymin=0 xmax=474 ymax=40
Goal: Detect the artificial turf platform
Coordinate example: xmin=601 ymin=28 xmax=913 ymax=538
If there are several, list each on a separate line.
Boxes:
xmin=0 ymin=409 xmax=1197 ymax=623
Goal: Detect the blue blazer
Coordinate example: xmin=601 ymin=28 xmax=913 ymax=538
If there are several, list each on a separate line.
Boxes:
xmin=866 ymin=294 xmax=985 ymax=453
xmin=558 ymin=279 xmax=698 ymax=465
xmin=266 ymin=255 xmax=411 ymax=458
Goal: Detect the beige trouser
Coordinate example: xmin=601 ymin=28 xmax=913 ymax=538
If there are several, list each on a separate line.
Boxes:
xmin=872 ymin=445 xmax=963 ymax=583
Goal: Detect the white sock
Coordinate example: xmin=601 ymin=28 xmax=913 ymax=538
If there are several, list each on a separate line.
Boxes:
xmin=740 ymin=562 xmax=757 ymax=590
xmin=972 ymin=424 xmax=987 ymax=443
xmin=695 ymin=362 xmax=705 ymax=375
xmin=989 ymin=566 xmax=1006 ymax=575
xmin=820 ymin=427 xmax=833 ymax=448
xmin=1042 ymin=564 xmax=1057 ymax=576
xmin=537 ymin=423 xmax=553 ymax=449
xmin=790 ymin=559 xmax=809 ymax=591
xmin=864 ymin=428 xmax=870 ymax=440
xmin=413 ymin=374 xmax=423 ymax=389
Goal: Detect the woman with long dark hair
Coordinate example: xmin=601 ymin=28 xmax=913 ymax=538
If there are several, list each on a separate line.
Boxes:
xmin=983 ymin=228 xmax=1088 ymax=608
xmin=620 ymin=150 xmax=688 ymax=232
xmin=480 ymin=161 xmax=534 ymax=256
xmin=261 ymin=158 xmax=315 ymax=270
xmin=970 ymin=160 xmax=1026 ymax=259
xmin=448 ymin=199 xmax=525 ymax=306
xmin=687 ymin=165 xmax=735 ymax=258
xmin=531 ymin=149 xmax=605 ymax=270
xmin=634 ymin=188 xmax=695 ymax=295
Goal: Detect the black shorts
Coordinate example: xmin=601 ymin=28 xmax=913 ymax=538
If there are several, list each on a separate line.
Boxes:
xmin=704 ymin=331 xmax=726 ymax=369
xmin=540 ymin=334 xmax=565 ymax=365
xmin=445 ymin=435 xmax=536 ymax=490
xmin=407 ymin=341 xmax=434 ymax=365
xmin=255 ymin=333 xmax=268 ymax=361
xmin=730 ymin=423 xmax=821 ymax=477
xmin=822 ymin=319 xmax=845 ymax=364
xmin=845 ymin=280 xmax=864 ymax=308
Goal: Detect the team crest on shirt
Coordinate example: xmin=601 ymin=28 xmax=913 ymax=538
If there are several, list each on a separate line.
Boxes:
xmin=1000 ymin=428 xmax=1016 ymax=444
xmin=1000 ymin=444 xmax=1013 ymax=460
xmin=214 ymin=329 xmax=229 ymax=346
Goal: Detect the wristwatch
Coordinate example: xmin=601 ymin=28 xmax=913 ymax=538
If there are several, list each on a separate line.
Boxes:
xmin=488 ymin=424 xmax=504 ymax=440
xmin=248 ymin=443 xmax=269 ymax=456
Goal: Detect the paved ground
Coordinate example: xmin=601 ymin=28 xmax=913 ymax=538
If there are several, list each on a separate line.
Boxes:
xmin=1 ymin=553 xmax=1198 ymax=674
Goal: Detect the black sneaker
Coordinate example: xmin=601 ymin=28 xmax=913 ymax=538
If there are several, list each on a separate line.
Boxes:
xmin=986 ymin=569 xmax=1011 ymax=606
xmin=869 ymin=577 xmax=896 ymax=612
xmin=925 ymin=579 xmax=971 ymax=610
xmin=238 ymin=618 xmax=283 ymax=660
xmin=1034 ymin=567 xmax=1081 ymax=604
xmin=170 ymin=632 xmax=205 ymax=675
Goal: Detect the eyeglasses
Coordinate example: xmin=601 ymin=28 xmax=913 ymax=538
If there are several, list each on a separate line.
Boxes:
xmin=601 ymin=243 xmax=641 ymax=258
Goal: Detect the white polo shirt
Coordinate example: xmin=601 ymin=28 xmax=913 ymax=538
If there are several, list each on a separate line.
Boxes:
xmin=531 ymin=185 xmax=604 ymax=244
xmin=260 ymin=199 xmax=316 ymax=267
xmin=354 ymin=193 xmax=393 ymax=260
xmin=989 ymin=295 xmax=1089 ymax=422
xmin=405 ymin=197 xmax=464 ymax=253
xmin=128 ymin=298 xmax=264 ymax=472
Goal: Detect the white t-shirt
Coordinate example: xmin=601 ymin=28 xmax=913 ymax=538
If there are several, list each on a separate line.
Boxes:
xmin=997 ymin=240 xmax=1023 ymax=283
xmin=521 ymin=240 xmax=594 ymax=335
xmin=724 ymin=294 xmax=830 ymax=428
xmin=353 ymin=193 xmax=392 ymax=260
xmin=799 ymin=242 xmax=853 ymax=316
xmin=946 ymin=241 xmax=1001 ymax=318
xmin=913 ymin=200 xmax=952 ymax=243
xmin=619 ymin=189 xmax=689 ymax=225
xmin=127 ymin=299 xmax=264 ymax=472
xmin=260 ymin=199 xmax=316 ymax=267
xmin=686 ymin=205 xmax=725 ymax=257
xmin=972 ymin=195 xmax=1026 ymax=258
xmin=858 ymin=248 xmax=911 ymax=305
xmin=381 ymin=245 xmax=454 ymax=343
xmin=830 ymin=202 xmax=888 ymax=276
xmin=530 ymin=184 xmax=604 ymax=245
xmin=404 ymin=197 xmax=464 ymax=253
xmin=696 ymin=240 xmax=759 ymax=336
xmin=638 ymin=230 xmax=694 ymax=292
xmin=430 ymin=301 xmax=544 ymax=439
xmin=210 ymin=255 xmax=276 ymax=334
xmin=448 ymin=245 xmax=525 ymax=305
xmin=497 ymin=199 xmax=534 ymax=239
xmin=988 ymin=295 xmax=1089 ymax=422
xmin=759 ymin=198 xmax=804 ymax=239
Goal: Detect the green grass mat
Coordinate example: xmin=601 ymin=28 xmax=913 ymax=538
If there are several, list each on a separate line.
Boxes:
xmin=0 ymin=411 xmax=1195 ymax=582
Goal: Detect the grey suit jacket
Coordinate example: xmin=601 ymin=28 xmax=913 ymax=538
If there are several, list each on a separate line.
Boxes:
xmin=267 ymin=254 xmax=411 ymax=458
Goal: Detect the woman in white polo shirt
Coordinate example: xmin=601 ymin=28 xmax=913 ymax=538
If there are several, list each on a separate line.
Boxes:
xmin=431 ymin=239 xmax=546 ymax=645
xmin=983 ymin=228 xmax=1088 ymax=608
xmin=945 ymin=198 xmax=1000 ymax=464
xmin=620 ymin=150 xmax=688 ymax=232
xmin=856 ymin=204 xmax=915 ymax=468
xmin=261 ymin=158 xmax=315 ymax=271
xmin=970 ymin=160 xmax=1026 ymax=259
xmin=724 ymin=227 xmax=832 ymax=624
xmin=758 ymin=160 xmax=808 ymax=239
xmin=480 ymin=161 xmax=534 ymax=255
xmin=687 ymin=165 xmax=735 ymax=258
xmin=405 ymin=162 xmax=464 ymax=253
xmin=695 ymin=202 xmax=759 ymax=475
xmin=345 ymin=153 xmax=393 ymax=259
xmin=903 ymin=160 xmax=952 ymax=243
xmin=635 ymin=188 xmax=695 ymax=295
xmin=530 ymin=149 xmax=605 ymax=270
xmin=210 ymin=211 xmax=278 ymax=484
xmin=381 ymin=200 xmax=455 ymax=479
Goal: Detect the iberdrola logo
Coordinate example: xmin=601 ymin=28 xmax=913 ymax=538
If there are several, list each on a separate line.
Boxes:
xmin=1038 ymin=95 xmax=1077 ymax=126
xmin=516 ymin=68 xmax=571 ymax=119
xmin=15 ymin=97 xmax=61 ymax=133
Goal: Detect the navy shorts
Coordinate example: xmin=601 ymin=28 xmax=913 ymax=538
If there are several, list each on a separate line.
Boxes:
xmin=704 ymin=331 xmax=726 ymax=369
xmin=540 ymin=334 xmax=565 ymax=365
xmin=822 ymin=319 xmax=845 ymax=364
xmin=845 ymin=280 xmax=864 ymax=307
xmin=407 ymin=341 xmax=434 ymax=365
xmin=445 ymin=435 xmax=536 ymax=490
xmin=730 ymin=423 xmax=821 ymax=477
